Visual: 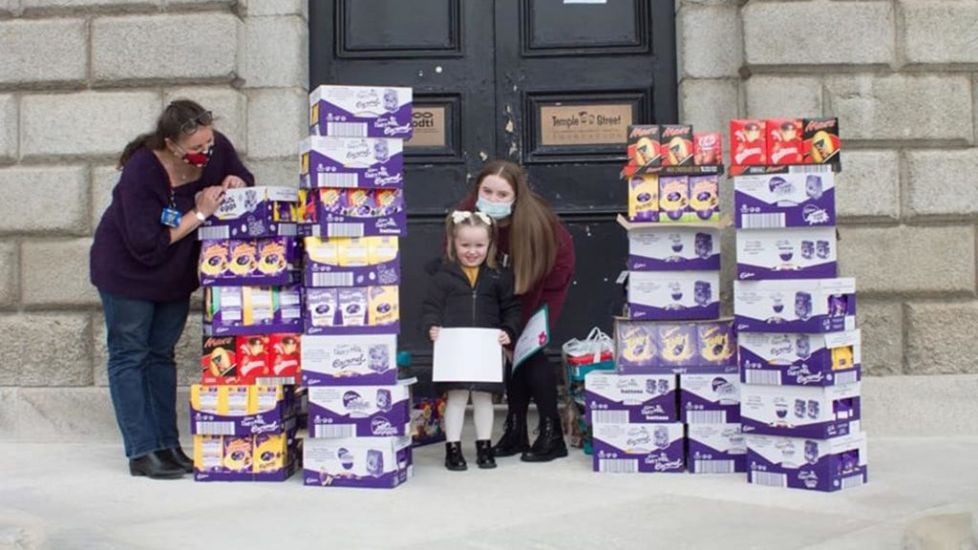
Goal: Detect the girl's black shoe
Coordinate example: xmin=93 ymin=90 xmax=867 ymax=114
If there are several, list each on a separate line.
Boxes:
xmin=475 ymin=439 xmax=497 ymax=469
xmin=129 ymin=450 xmax=185 ymax=479
xmin=445 ymin=441 xmax=468 ymax=471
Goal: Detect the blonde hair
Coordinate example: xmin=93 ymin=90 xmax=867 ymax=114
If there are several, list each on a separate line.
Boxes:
xmin=444 ymin=210 xmax=498 ymax=269
xmin=474 ymin=160 xmax=558 ymax=294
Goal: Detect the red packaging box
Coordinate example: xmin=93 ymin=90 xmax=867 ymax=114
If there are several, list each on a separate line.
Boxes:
xmin=767 ymin=118 xmax=803 ymax=165
xmin=237 ymin=335 xmax=271 ymax=381
xmin=802 ymin=117 xmax=841 ymax=164
xmin=627 ymin=125 xmax=662 ymax=169
xmin=730 ymin=119 xmax=767 ymax=166
xmin=693 ymin=132 xmax=723 ymax=166
xmin=201 ymin=336 xmax=238 ymax=384
xmin=266 ymin=334 xmax=301 ymax=385
xmin=661 ymin=125 xmax=694 ymax=166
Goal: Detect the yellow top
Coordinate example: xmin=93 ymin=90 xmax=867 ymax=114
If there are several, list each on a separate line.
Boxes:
xmin=461 ymin=265 xmax=479 ymax=287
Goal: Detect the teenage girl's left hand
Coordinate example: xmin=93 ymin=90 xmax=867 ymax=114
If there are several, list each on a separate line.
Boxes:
xmin=222 ymin=175 xmax=247 ymax=189
xmin=498 ymin=330 xmax=511 ymax=346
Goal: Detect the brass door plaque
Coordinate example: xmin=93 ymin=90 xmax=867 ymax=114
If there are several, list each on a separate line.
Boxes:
xmin=405 ymin=106 xmax=447 ymax=148
xmin=539 ymin=103 xmax=631 ymax=146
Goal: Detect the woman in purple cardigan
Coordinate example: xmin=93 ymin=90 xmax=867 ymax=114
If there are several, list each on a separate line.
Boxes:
xmin=90 ymin=100 xmax=253 ymax=479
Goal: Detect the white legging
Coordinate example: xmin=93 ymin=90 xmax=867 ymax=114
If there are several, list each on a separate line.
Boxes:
xmin=444 ymin=390 xmax=494 ymax=443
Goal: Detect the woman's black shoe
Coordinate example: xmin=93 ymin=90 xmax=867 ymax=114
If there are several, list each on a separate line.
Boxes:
xmin=166 ymin=446 xmax=194 ymax=474
xmin=445 ymin=442 xmax=468 ymax=471
xmin=492 ymin=411 xmax=528 ymax=457
xmin=475 ymin=440 xmax=497 ymax=469
xmin=129 ymin=450 xmax=185 ymax=479
xmin=520 ymin=416 xmax=568 ymax=463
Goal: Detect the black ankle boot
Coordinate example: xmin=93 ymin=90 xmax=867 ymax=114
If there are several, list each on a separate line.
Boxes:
xmin=165 ymin=446 xmax=194 ymax=474
xmin=520 ymin=417 xmax=568 ymax=463
xmin=129 ymin=450 xmax=185 ymax=479
xmin=475 ymin=440 xmax=496 ymax=469
xmin=492 ymin=411 xmax=528 ymax=457
xmin=445 ymin=442 xmax=467 ymax=471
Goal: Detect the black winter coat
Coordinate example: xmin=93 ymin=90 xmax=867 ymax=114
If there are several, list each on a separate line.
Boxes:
xmin=422 ymin=261 xmax=522 ymax=393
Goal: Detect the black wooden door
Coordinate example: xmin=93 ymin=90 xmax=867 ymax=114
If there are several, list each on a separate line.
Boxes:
xmin=310 ymin=0 xmax=677 ymax=370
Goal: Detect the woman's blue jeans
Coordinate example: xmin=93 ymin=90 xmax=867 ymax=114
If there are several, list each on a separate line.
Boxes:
xmin=99 ymin=290 xmax=190 ymax=459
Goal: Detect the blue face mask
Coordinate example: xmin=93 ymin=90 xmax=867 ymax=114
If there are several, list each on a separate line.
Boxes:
xmin=476 ymin=197 xmax=514 ymax=220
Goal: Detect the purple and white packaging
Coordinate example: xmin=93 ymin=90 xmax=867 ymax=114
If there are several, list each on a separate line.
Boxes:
xmin=303 ymin=236 xmax=400 ymax=287
xmin=202 ymin=285 xmax=304 ymax=336
xmin=687 ymin=423 xmax=746 ymax=474
xmin=190 ymin=386 xmax=298 ymax=437
xmin=614 ymin=317 xmax=737 ymax=375
xmin=199 ymin=237 xmax=302 ymax=287
xmin=584 ymin=372 xmax=678 ymax=423
xmin=736 ymin=227 xmax=837 ymax=280
xmin=302 ymin=434 xmax=413 ymax=489
xmin=300 ymin=135 xmax=404 ymax=189
xmin=300 ymin=187 xmax=407 ymax=238
xmin=302 ymin=286 xmax=399 ymax=335
xmin=627 ymin=271 xmax=720 ymax=321
xmin=301 ymin=334 xmax=398 ymax=386
xmin=734 ymin=172 xmax=836 ymax=229
xmin=746 ymin=431 xmax=868 ymax=492
xmin=734 ymin=278 xmax=856 ymax=333
xmin=307 ymin=380 xmax=411 ymax=438
xmin=592 ymin=422 xmax=685 ymax=473
xmin=309 ymin=85 xmax=413 ymax=139
xmin=739 ymin=330 xmax=862 ymax=387
xmin=625 ymin=226 xmax=720 ymax=271
xmin=198 ymin=186 xmax=298 ymax=240
xmin=740 ymin=382 xmax=861 ymax=439
xmin=679 ymin=374 xmax=740 ymax=424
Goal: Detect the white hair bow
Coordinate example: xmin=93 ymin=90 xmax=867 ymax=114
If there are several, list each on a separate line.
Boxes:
xmin=451 ymin=210 xmax=491 ymax=225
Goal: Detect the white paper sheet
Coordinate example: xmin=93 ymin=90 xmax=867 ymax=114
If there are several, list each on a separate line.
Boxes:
xmin=513 ymin=305 xmax=550 ymax=369
xmin=432 ymin=328 xmax=503 ymax=383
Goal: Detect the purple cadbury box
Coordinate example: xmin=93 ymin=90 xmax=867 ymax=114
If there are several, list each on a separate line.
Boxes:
xmin=740 ymin=382 xmax=861 ymax=439
xmin=746 ymin=431 xmax=867 ymax=492
xmin=300 ymin=136 xmax=404 ymax=189
xmin=592 ymin=422 xmax=685 ymax=473
xmin=734 ymin=278 xmax=856 ymax=334
xmin=309 ymin=85 xmax=413 ymax=139
xmin=584 ymin=372 xmax=678 ymax=423
xmin=679 ymin=373 xmax=741 ymax=424
xmin=302 ymin=435 xmax=413 ymax=489
xmin=614 ymin=318 xmax=737 ymax=375
xmin=739 ymin=330 xmax=862 ymax=387
xmin=734 ymin=172 xmax=836 ymax=229
xmin=202 ymin=285 xmax=303 ymax=336
xmin=300 ymin=187 xmax=407 ymax=238
xmin=736 ymin=227 xmax=838 ymax=280
xmin=307 ymin=383 xmax=411 ymax=438
xmin=687 ymin=423 xmax=746 ymax=474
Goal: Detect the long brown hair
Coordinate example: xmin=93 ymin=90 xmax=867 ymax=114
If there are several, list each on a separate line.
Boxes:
xmin=117 ymin=100 xmax=210 ymax=169
xmin=474 ymin=160 xmax=558 ymax=294
xmin=444 ymin=210 xmax=499 ymax=270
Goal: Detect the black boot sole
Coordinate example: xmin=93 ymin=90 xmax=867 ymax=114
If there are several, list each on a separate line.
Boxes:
xmin=129 ymin=466 xmax=184 ymax=479
xmin=492 ymin=445 xmax=528 ymax=458
xmin=445 ymin=463 xmax=468 ymax=471
xmin=520 ymin=446 xmax=569 ymax=463
xmin=477 ymin=461 xmax=497 ymax=469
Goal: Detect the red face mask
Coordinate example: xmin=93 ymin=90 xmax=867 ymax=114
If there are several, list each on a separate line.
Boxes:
xmin=175 ymin=143 xmax=214 ymax=168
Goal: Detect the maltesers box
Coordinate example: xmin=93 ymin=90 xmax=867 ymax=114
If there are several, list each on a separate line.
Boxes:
xmin=301 ymin=334 xmax=398 ymax=386
xmin=766 ymin=118 xmax=804 ymax=165
xmin=307 ymin=381 xmax=412 ymax=438
xmin=300 ymin=135 xmax=404 ymax=189
xmin=623 ymin=224 xmax=720 ymax=271
xmin=303 ymin=286 xmax=399 ymax=335
xmin=309 ymin=84 xmax=413 ymax=139
xmin=746 ymin=431 xmax=867 ymax=492
xmin=198 ymin=186 xmax=298 ymax=240
xmin=736 ymin=227 xmax=838 ymax=280
xmin=734 ymin=278 xmax=856 ymax=333
xmin=303 ymin=435 xmax=413 ymax=489
xmin=189 ymin=384 xmax=297 ymax=436
xmin=679 ymin=373 xmax=740 ymax=424
xmin=614 ymin=317 xmax=737 ymax=375
xmin=298 ymin=188 xmax=406 ymax=238
xmin=202 ymin=285 xmax=303 ymax=336
xmin=199 ymin=237 xmax=301 ymax=287
xmin=734 ymin=172 xmax=836 ymax=229
xmin=740 ymin=382 xmax=861 ymax=439
xmin=193 ymin=428 xmax=300 ymax=482
xmin=200 ymin=334 xmax=300 ymax=385
xmin=592 ymin=422 xmax=685 ymax=473
xmin=303 ymin=236 xmax=400 ymax=287
xmin=584 ymin=372 xmax=678 ymax=424
xmin=739 ymin=330 xmax=861 ymax=387
xmin=687 ymin=423 xmax=746 ymax=474
xmin=626 ymin=270 xmax=720 ymax=321
xmin=730 ymin=119 xmax=767 ymax=166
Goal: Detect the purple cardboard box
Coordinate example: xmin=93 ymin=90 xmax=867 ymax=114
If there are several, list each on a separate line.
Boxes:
xmin=198 ymin=186 xmax=299 ymax=240
xmin=734 ymin=278 xmax=856 ymax=333
xmin=199 ymin=237 xmax=301 ymax=287
xmin=614 ymin=317 xmax=737 ymax=375
xmin=300 ymin=135 xmax=404 ymax=189
xmin=307 ymin=382 xmax=412 ymax=438
xmin=626 ymin=271 xmax=720 ymax=321
xmin=189 ymin=384 xmax=297 ymax=436
xmin=736 ymin=227 xmax=838 ymax=280
xmin=301 ymin=334 xmax=398 ymax=386
xmin=309 ymin=85 xmax=413 ymax=139
xmin=202 ymin=285 xmax=303 ymax=336
xmin=746 ymin=431 xmax=868 ymax=492
xmin=303 ymin=236 xmax=400 ymax=287
xmin=687 ymin=423 xmax=746 ymax=474
xmin=679 ymin=373 xmax=741 ymax=424
xmin=592 ymin=422 xmax=685 ymax=473
xmin=740 ymin=382 xmax=861 ymax=439
xmin=302 ymin=435 xmax=413 ymax=489
xmin=624 ymin=225 xmax=720 ymax=271
xmin=584 ymin=372 xmax=678 ymax=424
xmin=303 ymin=286 xmax=399 ymax=336
xmin=734 ymin=172 xmax=836 ymax=229
xmin=299 ymin=187 xmax=407 ymax=238
xmin=739 ymin=330 xmax=862 ymax=387
xmin=193 ymin=429 xmax=300 ymax=482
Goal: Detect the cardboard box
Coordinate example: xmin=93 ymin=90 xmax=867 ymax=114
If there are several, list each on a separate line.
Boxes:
xmin=199 ymin=237 xmax=301 ymax=287
xmin=301 ymin=333 xmax=398 ymax=386
xmin=740 ymin=382 xmax=861 ymax=439
xmin=734 ymin=278 xmax=856 ymax=333
xmin=730 ymin=119 xmax=767 ymax=166
xmin=200 ymin=334 xmax=300 ymax=385
xmin=624 ymin=225 xmax=720 ymax=271
xmin=303 ymin=236 xmax=400 ymax=287
xmin=746 ymin=431 xmax=867 ymax=492
xmin=660 ymin=125 xmax=694 ymax=166
xmin=198 ymin=186 xmax=298 ymax=240
xmin=679 ymin=373 xmax=740 ymax=424
xmin=592 ymin=422 xmax=685 ymax=473
xmin=802 ymin=117 xmax=841 ymax=165
xmin=688 ymin=175 xmax=720 ymax=222
xmin=307 ymin=380 xmax=411 ymax=438
xmin=626 ymin=125 xmax=661 ymax=171
xmin=687 ymin=423 xmax=746 ymax=474
xmin=739 ymin=330 xmax=861 ymax=387
xmin=627 ymin=174 xmax=660 ymax=222
xmin=766 ymin=118 xmax=804 ymax=166
xmin=626 ymin=270 xmax=720 ymax=321
xmin=736 ymin=227 xmax=838 ymax=280
xmin=298 ymin=188 xmax=406 ymax=238
xmin=303 ymin=435 xmax=413 ymax=489
xmin=193 ymin=428 xmax=300 ymax=482
xmin=614 ymin=317 xmax=737 ymax=375
xmin=300 ymin=135 xmax=404 ymax=189
xmin=303 ymin=286 xmax=399 ymax=335
xmin=190 ymin=384 xmax=297 ymax=436
xmin=693 ymin=132 xmax=722 ymax=166
xmin=309 ymin=85 xmax=413 ymax=139
xmin=658 ymin=175 xmax=689 ymax=222
xmin=584 ymin=372 xmax=678 ymax=424
xmin=202 ymin=285 xmax=303 ymax=336
xmin=734 ymin=172 xmax=836 ymax=229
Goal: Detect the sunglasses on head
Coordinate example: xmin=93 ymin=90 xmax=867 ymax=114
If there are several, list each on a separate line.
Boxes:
xmin=180 ymin=110 xmax=213 ymax=135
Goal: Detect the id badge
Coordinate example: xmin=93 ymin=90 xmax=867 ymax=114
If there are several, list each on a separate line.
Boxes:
xmin=160 ymin=207 xmax=182 ymax=228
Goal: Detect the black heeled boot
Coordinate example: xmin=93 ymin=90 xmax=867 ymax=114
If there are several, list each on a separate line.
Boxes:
xmin=129 ymin=450 xmax=185 ymax=479
xmin=475 ymin=440 xmax=497 ymax=469
xmin=492 ymin=411 xmax=529 ymax=457
xmin=520 ymin=416 xmax=568 ymax=463
xmin=445 ymin=442 xmax=468 ymax=471
xmin=166 ymin=446 xmax=194 ymax=474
